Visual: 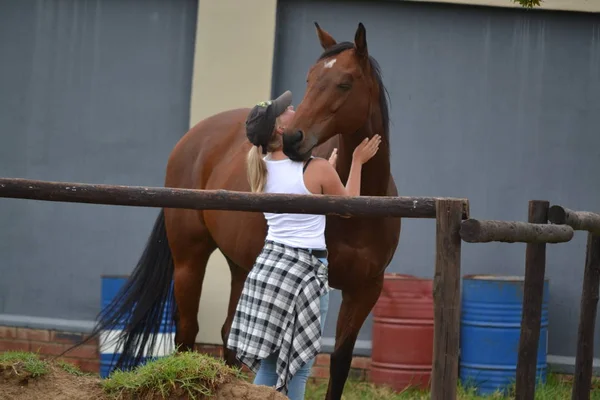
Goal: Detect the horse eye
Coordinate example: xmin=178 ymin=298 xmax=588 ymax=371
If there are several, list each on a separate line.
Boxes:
xmin=337 ymin=83 xmax=352 ymax=91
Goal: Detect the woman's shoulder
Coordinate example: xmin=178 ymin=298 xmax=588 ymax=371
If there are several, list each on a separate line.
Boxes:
xmin=306 ymin=156 xmax=328 ymax=164
xmin=304 ymin=156 xmax=334 ymax=174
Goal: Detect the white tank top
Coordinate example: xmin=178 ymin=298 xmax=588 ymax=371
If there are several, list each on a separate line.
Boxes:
xmin=262 ymin=155 xmax=326 ymax=250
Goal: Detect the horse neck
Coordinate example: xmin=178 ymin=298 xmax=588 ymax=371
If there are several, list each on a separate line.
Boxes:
xmin=336 ymin=110 xmax=391 ymax=196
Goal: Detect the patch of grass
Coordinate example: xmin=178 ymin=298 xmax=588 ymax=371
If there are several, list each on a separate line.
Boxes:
xmin=0 ymin=351 xmax=49 ymax=378
xmin=0 ymin=351 xmax=91 ymax=379
xmin=102 ymin=351 xmax=243 ymax=400
xmin=457 ymin=373 xmax=575 ymax=399
xmin=305 ymin=373 xmax=600 ymax=399
xmin=55 ymin=359 xmax=87 ymax=377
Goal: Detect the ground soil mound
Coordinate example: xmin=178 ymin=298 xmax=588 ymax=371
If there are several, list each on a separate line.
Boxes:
xmin=0 ymin=357 xmax=287 ymax=400
xmin=0 ymin=362 xmax=104 ymax=400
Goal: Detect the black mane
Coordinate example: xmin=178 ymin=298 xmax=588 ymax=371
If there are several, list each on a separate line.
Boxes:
xmin=317 ymin=41 xmax=390 ymax=143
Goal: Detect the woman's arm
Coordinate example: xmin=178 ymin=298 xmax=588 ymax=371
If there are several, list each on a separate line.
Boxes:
xmin=316 ymin=135 xmax=381 ymax=196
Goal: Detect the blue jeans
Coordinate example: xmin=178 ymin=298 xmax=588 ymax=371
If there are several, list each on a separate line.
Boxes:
xmin=253 ymin=257 xmax=330 ymax=400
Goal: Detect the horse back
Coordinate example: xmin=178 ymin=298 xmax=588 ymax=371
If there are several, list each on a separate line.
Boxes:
xmin=165 ymin=108 xmax=251 ymax=192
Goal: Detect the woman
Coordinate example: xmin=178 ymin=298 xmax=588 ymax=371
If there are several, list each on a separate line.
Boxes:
xmin=227 ymin=90 xmax=380 ymax=399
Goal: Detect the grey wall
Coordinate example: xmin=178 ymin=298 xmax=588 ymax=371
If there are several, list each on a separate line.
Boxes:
xmin=273 ymin=0 xmax=600 ymax=361
xmin=0 ymin=0 xmax=197 ymax=324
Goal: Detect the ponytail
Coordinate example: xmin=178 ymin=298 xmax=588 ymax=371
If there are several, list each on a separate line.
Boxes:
xmin=247 ymin=146 xmax=267 ymax=193
xmin=247 ymin=117 xmax=283 ymax=192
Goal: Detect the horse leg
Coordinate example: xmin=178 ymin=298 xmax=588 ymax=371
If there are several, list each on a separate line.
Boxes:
xmin=172 ymin=246 xmax=216 ymax=351
xmin=221 ymin=258 xmax=249 ymax=368
xmin=166 ymin=209 xmax=217 ymax=352
xmin=325 ymin=277 xmax=384 ymax=400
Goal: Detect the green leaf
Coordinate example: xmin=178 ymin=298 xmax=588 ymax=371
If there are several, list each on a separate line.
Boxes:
xmin=513 ymin=0 xmax=542 ymax=8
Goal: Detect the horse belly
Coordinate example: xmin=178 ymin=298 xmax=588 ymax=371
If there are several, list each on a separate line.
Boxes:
xmin=203 ymin=209 xmax=266 ymax=270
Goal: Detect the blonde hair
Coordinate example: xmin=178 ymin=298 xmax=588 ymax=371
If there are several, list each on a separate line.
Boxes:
xmin=247 ymin=117 xmax=283 ymax=193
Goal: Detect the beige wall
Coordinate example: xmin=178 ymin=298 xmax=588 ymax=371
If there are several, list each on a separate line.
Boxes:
xmin=407 ymin=0 xmax=600 ymax=12
xmin=188 ymin=0 xmax=278 ymax=344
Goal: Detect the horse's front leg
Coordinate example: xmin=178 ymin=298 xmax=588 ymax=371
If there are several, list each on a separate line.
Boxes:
xmin=325 ymin=275 xmax=384 ymax=400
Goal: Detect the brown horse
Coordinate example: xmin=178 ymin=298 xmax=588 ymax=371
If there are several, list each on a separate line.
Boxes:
xmin=85 ymin=22 xmax=401 ymax=400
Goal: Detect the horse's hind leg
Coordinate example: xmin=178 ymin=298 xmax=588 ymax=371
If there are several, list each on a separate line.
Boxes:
xmin=221 ymin=258 xmax=249 ymax=368
xmin=165 ymin=208 xmax=217 ymax=352
xmin=326 ymin=276 xmax=384 ymax=400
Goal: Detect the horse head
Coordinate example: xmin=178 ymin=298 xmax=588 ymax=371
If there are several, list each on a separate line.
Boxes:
xmin=283 ymin=22 xmax=383 ymax=162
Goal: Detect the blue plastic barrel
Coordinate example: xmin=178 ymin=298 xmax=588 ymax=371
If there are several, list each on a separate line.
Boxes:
xmin=99 ymin=275 xmax=176 ymax=378
xmin=459 ymin=275 xmax=549 ymax=395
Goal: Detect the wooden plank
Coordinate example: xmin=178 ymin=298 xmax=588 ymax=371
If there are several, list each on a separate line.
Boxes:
xmin=460 ymin=218 xmax=573 ymax=243
xmin=548 ymin=205 xmax=600 ymax=234
xmin=515 ymin=200 xmax=550 ymax=400
xmin=431 ymin=199 xmax=463 ymax=400
xmin=572 ymin=233 xmax=600 ymax=400
xmin=0 ymin=177 xmax=470 ymax=219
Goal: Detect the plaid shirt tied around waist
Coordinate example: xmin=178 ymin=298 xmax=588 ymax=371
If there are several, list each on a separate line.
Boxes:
xmin=226 ymin=240 xmax=330 ymax=393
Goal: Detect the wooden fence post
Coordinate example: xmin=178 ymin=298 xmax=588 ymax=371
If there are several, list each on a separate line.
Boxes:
xmin=572 ymin=233 xmax=600 ymax=400
xmin=547 ymin=204 xmax=600 ymax=400
xmin=458 ymin=205 xmax=573 ymax=397
xmin=431 ymin=199 xmax=463 ymax=400
xmin=515 ymin=200 xmax=549 ymax=400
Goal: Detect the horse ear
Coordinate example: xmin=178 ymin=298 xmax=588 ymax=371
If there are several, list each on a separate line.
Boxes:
xmin=314 ymin=22 xmax=337 ymax=50
xmin=354 ymin=22 xmax=368 ymax=60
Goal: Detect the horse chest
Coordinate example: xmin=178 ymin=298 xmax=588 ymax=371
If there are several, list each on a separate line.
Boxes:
xmin=324 ymin=218 xmax=400 ymax=289
xmin=326 ymin=244 xmax=386 ymax=289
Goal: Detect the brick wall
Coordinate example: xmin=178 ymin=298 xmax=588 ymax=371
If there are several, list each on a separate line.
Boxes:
xmin=0 ymin=326 xmax=99 ymax=373
xmin=0 ymin=326 xmax=371 ymax=380
xmin=193 ymin=343 xmax=371 ymax=382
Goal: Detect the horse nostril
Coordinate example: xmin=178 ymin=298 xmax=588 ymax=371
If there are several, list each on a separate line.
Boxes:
xmin=283 ymin=130 xmax=304 ymax=149
xmin=292 ymin=130 xmax=303 ymax=144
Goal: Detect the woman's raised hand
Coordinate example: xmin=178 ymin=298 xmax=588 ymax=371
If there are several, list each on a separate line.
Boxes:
xmin=352 ymin=135 xmax=381 ymax=165
xmin=328 ymin=148 xmax=338 ymax=168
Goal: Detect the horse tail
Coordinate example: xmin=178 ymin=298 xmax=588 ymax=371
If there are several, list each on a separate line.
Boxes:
xmin=64 ymin=209 xmax=177 ymax=373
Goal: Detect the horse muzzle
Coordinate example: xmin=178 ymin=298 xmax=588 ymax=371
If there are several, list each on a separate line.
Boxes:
xmin=283 ymin=130 xmax=312 ymax=161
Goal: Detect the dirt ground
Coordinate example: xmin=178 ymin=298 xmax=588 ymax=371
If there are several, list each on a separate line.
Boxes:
xmin=0 ymin=362 xmax=288 ymax=400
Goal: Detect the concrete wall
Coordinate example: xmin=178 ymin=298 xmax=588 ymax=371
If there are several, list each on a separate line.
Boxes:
xmin=272 ymin=0 xmax=600 ymax=369
xmin=0 ymin=0 xmax=197 ymax=328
